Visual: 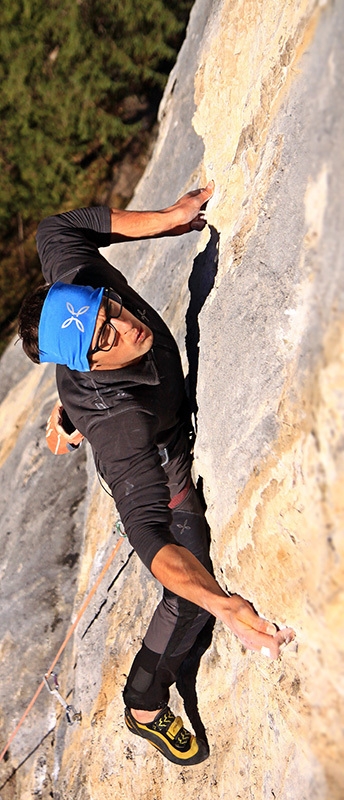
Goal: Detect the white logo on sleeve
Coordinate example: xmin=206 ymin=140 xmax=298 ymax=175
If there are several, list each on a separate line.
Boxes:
xmin=61 ymin=302 xmax=90 ymax=333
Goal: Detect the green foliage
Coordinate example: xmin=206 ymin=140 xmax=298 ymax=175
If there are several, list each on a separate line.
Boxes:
xmin=0 ymin=0 xmax=193 ymax=347
xmin=0 ymin=0 xmax=193 ymax=232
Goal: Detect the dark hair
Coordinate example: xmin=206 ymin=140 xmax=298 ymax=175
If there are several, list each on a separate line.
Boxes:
xmin=18 ymin=284 xmax=51 ymax=363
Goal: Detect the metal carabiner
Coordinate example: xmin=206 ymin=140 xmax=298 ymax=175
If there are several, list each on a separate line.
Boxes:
xmin=114 ymin=519 xmax=127 ymax=537
xmin=43 ymin=673 xmax=82 ymax=725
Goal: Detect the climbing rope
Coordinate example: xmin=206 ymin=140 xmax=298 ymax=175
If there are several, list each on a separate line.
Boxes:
xmin=0 ymin=536 xmax=124 ymax=764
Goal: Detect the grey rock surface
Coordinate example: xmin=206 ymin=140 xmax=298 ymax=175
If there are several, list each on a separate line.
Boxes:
xmin=0 ymin=1 xmax=343 ymax=798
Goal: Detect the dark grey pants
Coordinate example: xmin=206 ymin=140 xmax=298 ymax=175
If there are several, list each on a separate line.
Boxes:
xmin=123 ymin=483 xmax=213 ymax=710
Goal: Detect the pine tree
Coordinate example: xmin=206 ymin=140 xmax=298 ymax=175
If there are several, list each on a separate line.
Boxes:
xmin=0 ymin=0 xmax=194 ymax=345
xmin=0 ymin=0 xmax=193 ymax=231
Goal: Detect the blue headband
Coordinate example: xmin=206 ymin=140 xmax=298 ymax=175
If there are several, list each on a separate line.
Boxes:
xmin=38 ymin=282 xmax=104 ymax=371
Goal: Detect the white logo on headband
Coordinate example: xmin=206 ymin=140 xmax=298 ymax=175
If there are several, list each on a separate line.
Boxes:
xmin=61 ymin=302 xmax=90 ymax=333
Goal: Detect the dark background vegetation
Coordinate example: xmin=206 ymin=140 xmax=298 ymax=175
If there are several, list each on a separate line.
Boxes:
xmin=0 ymin=0 xmax=194 ymax=352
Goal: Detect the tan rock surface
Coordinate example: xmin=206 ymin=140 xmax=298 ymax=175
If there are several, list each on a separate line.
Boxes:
xmin=0 ymin=1 xmax=343 ymax=798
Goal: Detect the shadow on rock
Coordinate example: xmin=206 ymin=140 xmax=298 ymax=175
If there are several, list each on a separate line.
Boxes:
xmin=185 ymin=225 xmax=220 ymax=425
xmin=178 ymin=227 xmax=220 ymax=747
xmin=176 ymin=615 xmax=215 ymax=745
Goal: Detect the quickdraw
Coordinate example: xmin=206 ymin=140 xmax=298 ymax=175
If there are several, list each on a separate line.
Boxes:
xmin=43 ymin=673 xmax=82 ymax=725
xmin=0 ymin=535 xmax=124 ymax=763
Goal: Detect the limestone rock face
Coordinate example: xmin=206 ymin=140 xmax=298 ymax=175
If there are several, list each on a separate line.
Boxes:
xmin=0 ymin=1 xmax=343 ymax=798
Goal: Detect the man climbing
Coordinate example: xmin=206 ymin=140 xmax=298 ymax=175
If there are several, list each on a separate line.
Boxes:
xmin=18 ymin=181 xmax=294 ymax=766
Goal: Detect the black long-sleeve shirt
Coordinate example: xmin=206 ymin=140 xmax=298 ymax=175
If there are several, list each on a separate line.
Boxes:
xmin=36 ymin=207 xmax=191 ymax=570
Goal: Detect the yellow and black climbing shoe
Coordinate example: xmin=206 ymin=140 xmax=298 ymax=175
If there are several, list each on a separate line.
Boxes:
xmin=124 ymin=706 xmax=209 ymax=765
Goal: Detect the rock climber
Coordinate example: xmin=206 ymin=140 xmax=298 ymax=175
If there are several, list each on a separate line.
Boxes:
xmin=18 ymin=181 xmax=295 ymax=765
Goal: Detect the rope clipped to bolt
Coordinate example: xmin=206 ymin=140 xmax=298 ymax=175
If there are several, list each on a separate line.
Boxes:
xmin=0 ymin=536 xmax=124 ymax=764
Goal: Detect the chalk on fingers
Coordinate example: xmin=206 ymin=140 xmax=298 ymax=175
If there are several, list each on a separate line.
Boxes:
xmin=261 ymin=646 xmax=271 ymax=658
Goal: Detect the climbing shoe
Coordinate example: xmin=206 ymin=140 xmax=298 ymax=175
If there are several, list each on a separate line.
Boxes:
xmin=124 ymin=706 xmax=209 ymax=765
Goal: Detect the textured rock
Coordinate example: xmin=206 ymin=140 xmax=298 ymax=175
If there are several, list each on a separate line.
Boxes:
xmin=0 ymin=1 xmax=343 ymax=798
